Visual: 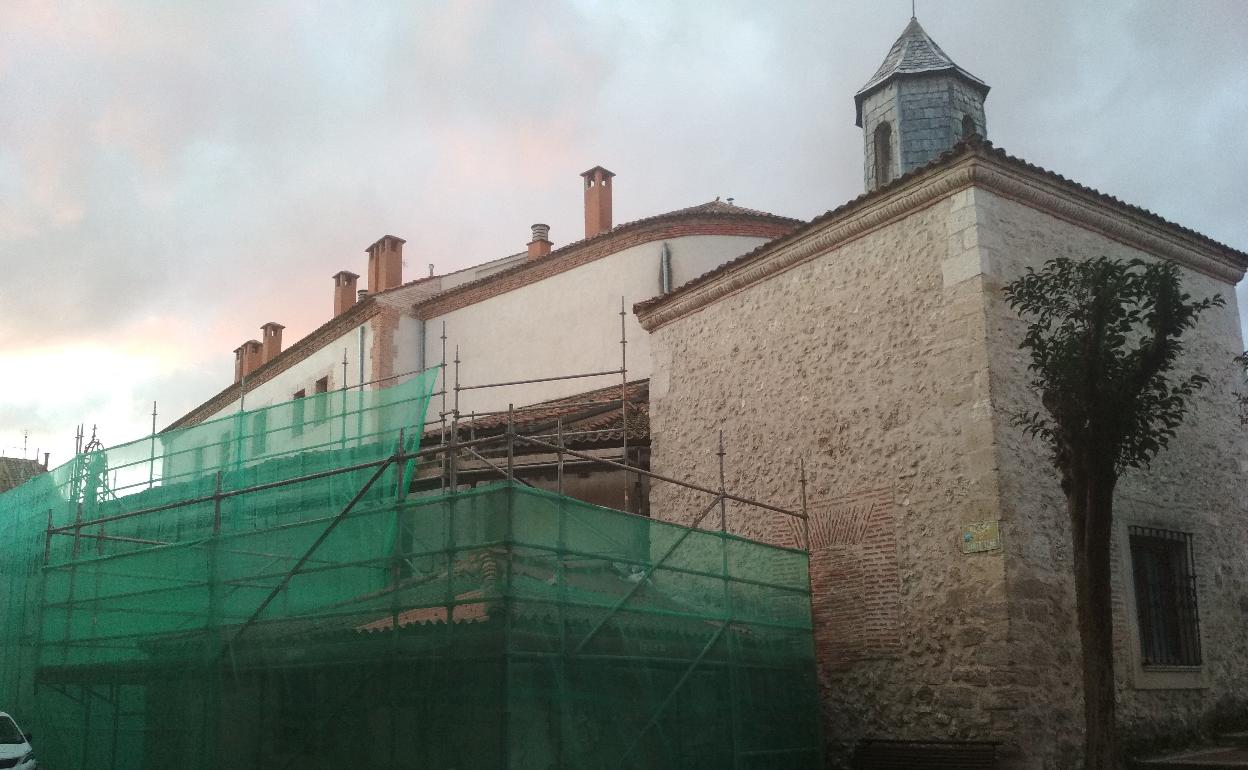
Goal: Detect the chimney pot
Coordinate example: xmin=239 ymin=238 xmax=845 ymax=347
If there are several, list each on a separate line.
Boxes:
xmin=527 ymin=223 xmax=552 ymax=261
xmin=358 ymin=289 xmax=369 ymax=301
xmin=333 ymin=270 xmax=360 ymax=316
xmin=366 ymin=234 xmax=406 ymax=293
xmin=580 ymin=166 xmax=615 ymax=239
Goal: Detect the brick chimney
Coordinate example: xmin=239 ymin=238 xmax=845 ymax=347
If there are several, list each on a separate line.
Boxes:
xmin=366 ymin=235 xmax=406 ymax=293
xmin=238 ymin=340 xmax=263 ymax=379
xmin=580 ymin=166 xmax=615 ymax=239
xmin=527 ymin=223 xmax=552 ymax=261
xmin=333 ymin=271 xmax=359 ymax=316
xmin=261 ymin=322 xmax=284 ymax=364
xmin=233 ymin=344 xmax=246 ymax=383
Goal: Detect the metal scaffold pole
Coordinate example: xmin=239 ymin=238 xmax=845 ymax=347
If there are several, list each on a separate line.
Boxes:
xmin=619 ymin=297 xmax=629 ymax=513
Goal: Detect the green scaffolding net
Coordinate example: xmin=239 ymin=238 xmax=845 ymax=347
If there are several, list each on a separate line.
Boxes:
xmin=0 ymin=370 xmax=822 ymax=769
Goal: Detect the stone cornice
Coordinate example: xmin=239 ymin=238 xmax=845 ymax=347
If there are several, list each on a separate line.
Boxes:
xmin=966 ymin=161 xmax=1246 ymax=285
xmin=637 ymin=159 xmax=978 ymax=331
xmin=637 ymin=150 xmax=1248 ymax=331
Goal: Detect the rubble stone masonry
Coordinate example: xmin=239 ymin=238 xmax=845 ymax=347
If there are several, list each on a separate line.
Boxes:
xmin=647 ymin=197 xmax=1017 ymax=761
xmin=644 ymin=169 xmax=1248 ymax=767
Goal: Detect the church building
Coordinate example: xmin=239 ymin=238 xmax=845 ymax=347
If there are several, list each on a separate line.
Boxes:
xmin=157 ymin=15 xmax=1248 ymax=767
xmin=637 ymin=16 xmax=1248 ymax=767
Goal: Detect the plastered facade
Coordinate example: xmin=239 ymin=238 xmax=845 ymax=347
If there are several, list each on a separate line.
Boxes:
xmin=641 ymin=157 xmax=1248 ymax=766
xmin=428 ymin=234 xmax=773 ymax=416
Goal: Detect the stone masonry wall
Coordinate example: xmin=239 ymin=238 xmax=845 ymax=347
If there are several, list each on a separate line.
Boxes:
xmin=977 ymin=189 xmax=1248 ymax=763
xmin=647 ymin=193 xmax=1019 ymax=762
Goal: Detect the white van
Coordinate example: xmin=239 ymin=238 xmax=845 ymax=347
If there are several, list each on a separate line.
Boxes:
xmin=0 ymin=713 xmax=34 ymax=769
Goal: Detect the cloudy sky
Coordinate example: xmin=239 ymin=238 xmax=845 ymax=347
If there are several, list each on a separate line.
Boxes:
xmin=1 ymin=0 xmax=1245 ymax=466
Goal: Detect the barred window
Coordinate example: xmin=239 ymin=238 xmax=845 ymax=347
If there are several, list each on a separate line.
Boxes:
xmin=1129 ymin=527 xmax=1202 ymax=667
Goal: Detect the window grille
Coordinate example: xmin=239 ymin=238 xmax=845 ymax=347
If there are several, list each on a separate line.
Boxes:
xmin=1128 ymin=526 xmax=1202 ymax=667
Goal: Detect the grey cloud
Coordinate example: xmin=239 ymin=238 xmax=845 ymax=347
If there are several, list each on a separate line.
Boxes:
xmin=0 ymin=0 xmax=1245 ymax=454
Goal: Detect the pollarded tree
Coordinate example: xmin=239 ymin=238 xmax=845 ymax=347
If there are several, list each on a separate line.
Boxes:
xmin=1004 ymin=257 xmax=1222 ymax=769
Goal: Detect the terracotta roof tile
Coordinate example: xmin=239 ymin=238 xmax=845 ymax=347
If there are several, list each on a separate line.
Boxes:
xmin=411 ymin=201 xmax=799 ymax=315
xmin=0 ymin=457 xmax=45 ymax=493
xmin=432 ymin=379 xmax=649 ymax=447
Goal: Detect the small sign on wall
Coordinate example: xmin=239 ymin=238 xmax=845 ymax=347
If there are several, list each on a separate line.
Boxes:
xmin=961 ymin=519 xmax=1001 ymax=554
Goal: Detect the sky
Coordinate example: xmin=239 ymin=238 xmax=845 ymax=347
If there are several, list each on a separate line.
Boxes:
xmin=1 ymin=0 xmax=1246 ymax=467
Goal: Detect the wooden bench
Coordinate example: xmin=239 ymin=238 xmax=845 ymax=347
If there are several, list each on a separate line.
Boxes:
xmin=852 ymin=738 xmax=1000 ymax=769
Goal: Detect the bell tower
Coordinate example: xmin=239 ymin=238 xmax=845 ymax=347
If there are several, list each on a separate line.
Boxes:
xmin=855 ymin=17 xmax=989 ymax=191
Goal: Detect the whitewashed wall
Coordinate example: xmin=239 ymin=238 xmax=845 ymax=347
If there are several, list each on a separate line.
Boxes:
xmin=206 ymin=323 xmax=373 ymax=420
xmin=425 ymin=234 xmax=770 ymax=414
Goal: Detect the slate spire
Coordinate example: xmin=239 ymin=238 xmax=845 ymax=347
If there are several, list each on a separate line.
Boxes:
xmin=854 ymin=16 xmax=988 ymax=127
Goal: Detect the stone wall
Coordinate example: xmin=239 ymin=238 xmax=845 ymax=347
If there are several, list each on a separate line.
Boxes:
xmin=644 ymin=171 xmax=1248 ymax=767
xmin=977 ymin=189 xmax=1248 ymax=761
xmin=646 ymin=192 xmax=1020 ymax=761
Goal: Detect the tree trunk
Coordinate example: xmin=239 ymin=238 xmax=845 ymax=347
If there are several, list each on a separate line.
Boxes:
xmin=1069 ymin=463 xmax=1119 ymax=769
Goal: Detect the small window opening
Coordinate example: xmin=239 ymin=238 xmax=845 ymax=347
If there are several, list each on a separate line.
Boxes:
xmin=961 ymin=114 xmax=976 ymax=139
xmin=314 ymin=377 xmax=330 ymax=422
xmin=873 ymin=122 xmax=893 ymax=185
xmin=292 ymin=390 xmax=306 ymax=437
xmin=1129 ymin=526 xmax=1202 ymax=667
xmin=251 ymin=410 xmax=267 ymax=455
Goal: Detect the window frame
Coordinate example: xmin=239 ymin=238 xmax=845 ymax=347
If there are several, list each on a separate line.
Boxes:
xmin=873 ymin=122 xmax=893 ymax=186
xmin=314 ymin=376 xmax=330 ymax=422
xmin=1128 ymin=526 xmax=1202 ymax=667
xmin=291 ymin=389 xmax=306 ymax=437
xmin=1119 ymin=520 xmax=1209 ymax=690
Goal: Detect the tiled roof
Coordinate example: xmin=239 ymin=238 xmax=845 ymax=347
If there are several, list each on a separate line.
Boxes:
xmin=636 ymin=135 xmax=1248 ymax=322
xmin=433 ymin=379 xmax=649 ymax=448
xmin=660 ymin=199 xmax=790 ymax=219
xmin=164 ymin=273 xmax=441 ymax=432
xmin=410 ymin=201 xmax=799 ymax=317
xmin=0 ymin=457 xmax=44 ymax=493
xmin=855 ymin=17 xmax=988 ymax=125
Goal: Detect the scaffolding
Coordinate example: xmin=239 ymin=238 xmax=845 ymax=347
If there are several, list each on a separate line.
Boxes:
xmin=0 ymin=362 xmax=822 ymax=769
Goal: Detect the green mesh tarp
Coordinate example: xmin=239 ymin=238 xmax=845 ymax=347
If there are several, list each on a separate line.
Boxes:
xmin=0 ymin=371 xmax=822 ymax=769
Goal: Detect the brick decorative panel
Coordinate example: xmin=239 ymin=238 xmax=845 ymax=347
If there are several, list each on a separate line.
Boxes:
xmin=808 ymin=487 xmax=901 ymax=666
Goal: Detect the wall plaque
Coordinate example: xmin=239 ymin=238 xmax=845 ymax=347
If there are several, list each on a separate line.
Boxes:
xmin=961 ymin=519 xmax=1001 ymax=553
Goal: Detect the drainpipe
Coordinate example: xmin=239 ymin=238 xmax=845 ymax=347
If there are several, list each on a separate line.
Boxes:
xmin=416 ymin=318 xmax=426 ymax=373
xmin=659 ymin=242 xmax=673 ymax=294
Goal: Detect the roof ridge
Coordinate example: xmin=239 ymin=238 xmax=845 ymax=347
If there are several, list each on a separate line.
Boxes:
xmin=636 ymin=135 xmax=1248 ymax=322
xmin=409 ymin=201 xmax=799 ymax=314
